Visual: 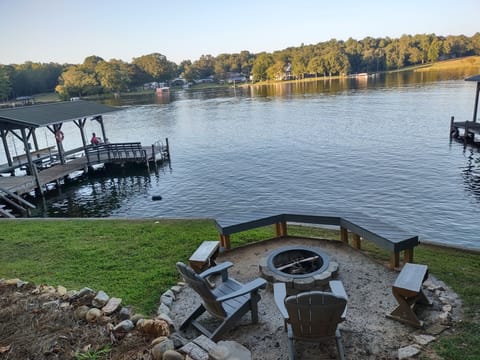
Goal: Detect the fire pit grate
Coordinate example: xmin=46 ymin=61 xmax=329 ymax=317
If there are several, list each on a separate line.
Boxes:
xmin=259 ymin=245 xmax=339 ymax=294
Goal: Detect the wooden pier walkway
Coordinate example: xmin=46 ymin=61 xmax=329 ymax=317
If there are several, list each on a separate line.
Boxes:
xmin=450 ymin=74 xmax=480 ymax=145
xmin=450 ymin=117 xmax=480 ymax=144
xmin=0 ymin=100 xmax=171 ymax=217
xmin=0 ymin=142 xmax=169 ymax=196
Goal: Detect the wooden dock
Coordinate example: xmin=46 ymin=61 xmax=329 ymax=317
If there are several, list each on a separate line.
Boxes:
xmin=0 ymin=100 xmax=172 ymax=217
xmin=451 ymin=74 xmax=480 ymax=145
xmin=0 ymin=141 xmax=170 ymax=197
xmin=450 ymin=116 xmax=480 ymax=144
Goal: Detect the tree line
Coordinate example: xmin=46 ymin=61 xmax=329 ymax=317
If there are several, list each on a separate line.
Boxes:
xmin=1 ymin=32 xmax=479 ymax=101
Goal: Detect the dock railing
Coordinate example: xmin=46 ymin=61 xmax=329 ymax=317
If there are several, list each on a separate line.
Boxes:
xmin=85 ymin=142 xmax=148 ymax=167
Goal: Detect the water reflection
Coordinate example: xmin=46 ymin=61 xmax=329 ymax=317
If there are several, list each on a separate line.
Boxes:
xmin=99 ymin=68 xmax=475 ymax=105
xmin=462 ymin=148 xmax=480 ymax=202
xmin=31 ymin=168 xmax=153 ymax=217
xmin=17 ymin=68 xmax=480 ymax=249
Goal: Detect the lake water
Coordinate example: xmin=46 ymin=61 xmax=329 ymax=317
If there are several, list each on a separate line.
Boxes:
xmin=23 ymin=71 xmax=480 ymax=250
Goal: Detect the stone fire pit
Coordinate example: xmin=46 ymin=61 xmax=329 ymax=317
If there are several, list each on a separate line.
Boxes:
xmin=259 ymin=245 xmax=339 ymax=294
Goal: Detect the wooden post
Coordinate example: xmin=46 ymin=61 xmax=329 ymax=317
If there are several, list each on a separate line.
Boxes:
xmin=390 ymin=251 xmax=400 ymax=269
xmin=281 ymin=220 xmax=287 ymax=237
xmin=449 ymin=116 xmax=455 ymax=138
xmin=21 ymin=127 xmax=43 ymax=195
xmin=98 ymin=116 xmax=107 ymax=144
xmin=275 ymin=221 xmax=288 ymax=237
xmin=52 ymin=124 xmax=66 ymax=165
xmin=404 ymin=248 xmax=414 ymax=263
xmin=473 ymin=81 xmax=480 ymax=123
xmin=340 ymin=227 xmax=348 ymax=243
xmin=31 ymin=128 xmax=39 ymax=151
xmin=1 ymin=129 xmax=13 ymax=166
xmin=75 ymin=118 xmax=91 ymax=164
xmin=219 ymin=234 xmax=231 ymax=250
xmin=165 ymin=138 xmax=170 ymax=160
xmin=352 ymin=234 xmax=361 ymax=249
xmin=465 ymin=121 xmax=470 ymax=144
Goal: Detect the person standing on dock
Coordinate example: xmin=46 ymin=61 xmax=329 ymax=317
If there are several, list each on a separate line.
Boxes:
xmin=91 ymin=133 xmax=100 ymax=145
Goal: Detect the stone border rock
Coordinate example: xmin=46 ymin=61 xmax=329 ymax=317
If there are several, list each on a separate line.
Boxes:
xmin=0 ymin=278 xmax=251 ymax=360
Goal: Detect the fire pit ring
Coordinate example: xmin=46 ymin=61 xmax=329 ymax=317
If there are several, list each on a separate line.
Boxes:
xmin=259 ymin=245 xmax=339 ymax=294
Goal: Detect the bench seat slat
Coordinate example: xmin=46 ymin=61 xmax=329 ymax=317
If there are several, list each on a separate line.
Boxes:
xmin=393 ymin=263 xmax=428 ymax=293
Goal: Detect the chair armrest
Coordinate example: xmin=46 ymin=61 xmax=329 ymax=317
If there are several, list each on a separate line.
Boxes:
xmin=329 ymin=280 xmax=348 ymax=300
xmin=199 ymin=261 xmax=233 ymax=279
xmin=273 ymin=283 xmax=289 ymax=320
xmin=217 ymin=278 xmax=267 ymax=302
xmin=329 ymin=280 xmax=348 ymax=320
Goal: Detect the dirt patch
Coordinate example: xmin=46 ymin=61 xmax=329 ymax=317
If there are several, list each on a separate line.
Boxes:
xmin=0 ymin=283 xmax=152 ymax=359
xmin=0 ymin=237 xmax=462 ymax=360
xmin=171 ymin=237 xmax=462 ymax=359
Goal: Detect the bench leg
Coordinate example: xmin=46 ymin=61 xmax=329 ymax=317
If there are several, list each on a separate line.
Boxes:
xmin=387 ymin=291 xmax=424 ymax=328
xmin=404 ymin=248 xmax=414 ymax=263
xmin=219 ymin=234 xmax=231 ymax=250
xmin=390 ymin=251 xmax=400 ymax=269
xmin=352 ymin=234 xmax=361 ymax=249
xmin=340 ymin=227 xmax=349 ymax=244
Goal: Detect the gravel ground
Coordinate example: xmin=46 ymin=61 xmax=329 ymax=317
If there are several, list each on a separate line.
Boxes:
xmin=171 ymin=237 xmax=461 ymax=359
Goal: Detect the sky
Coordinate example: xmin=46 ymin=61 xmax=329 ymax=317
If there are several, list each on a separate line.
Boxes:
xmin=0 ymin=0 xmax=478 ymax=65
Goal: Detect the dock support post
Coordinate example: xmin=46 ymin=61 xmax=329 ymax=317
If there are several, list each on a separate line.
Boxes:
xmin=465 ymin=121 xmax=470 ymax=144
xmin=165 ymin=138 xmax=170 ymax=160
xmin=449 ymin=116 xmax=455 ymax=138
xmin=1 ymin=129 xmax=13 ymax=166
xmin=21 ymin=128 xmax=43 ymax=196
xmin=473 ymin=81 xmax=480 ymax=124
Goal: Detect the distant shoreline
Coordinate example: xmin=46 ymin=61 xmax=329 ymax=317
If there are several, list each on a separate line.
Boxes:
xmin=246 ymin=55 xmax=480 ymax=87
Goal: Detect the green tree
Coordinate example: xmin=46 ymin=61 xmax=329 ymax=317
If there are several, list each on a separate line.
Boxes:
xmin=428 ymin=39 xmax=442 ymax=62
xmin=345 ymin=37 xmax=363 ymax=73
xmin=0 ymin=66 xmax=11 ymax=101
xmin=214 ymin=53 xmax=231 ymax=80
xmin=132 ymin=53 xmax=176 ymax=82
xmin=82 ymin=55 xmax=104 ymax=73
xmin=471 ymin=32 xmax=480 ymax=55
xmin=55 ymin=65 xmax=99 ymax=98
xmin=266 ymin=60 xmax=286 ymax=81
xmin=251 ymin=53 xmax=274 ymax=82
xmin=307 ymin=56 xmax=326 ymax=76
xmin=291 ymin=50 xmax=310 ymax=78
xmin=95 ymin=59 xmax=130 ymax=93
xmin=322 ymin=40 xmax=350 ymax=76
xmin=385 ymin=40 xmax=403 ymax=69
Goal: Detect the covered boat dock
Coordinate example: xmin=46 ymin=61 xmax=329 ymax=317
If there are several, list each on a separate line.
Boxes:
xmin=0 ymin=100 xmax=169 ymax=216
xmin=450 ymin=74 xmax=480 ymax=144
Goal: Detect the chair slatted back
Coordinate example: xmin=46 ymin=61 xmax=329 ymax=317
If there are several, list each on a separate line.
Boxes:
xmin=285 ymin=291 xmax=347 ymax=340
xmin=176 ymin=262 xmax=226 ymax=318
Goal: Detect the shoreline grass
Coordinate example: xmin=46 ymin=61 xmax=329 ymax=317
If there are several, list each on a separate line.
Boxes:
xmin=0 ymin=219 xmax=478 ymax=359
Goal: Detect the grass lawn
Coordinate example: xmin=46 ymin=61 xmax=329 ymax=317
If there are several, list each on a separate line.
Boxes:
xmin=414 ymin=55 xmax=480 ymax=72
xmin=0 ymin=219 xmax=478 ymax=359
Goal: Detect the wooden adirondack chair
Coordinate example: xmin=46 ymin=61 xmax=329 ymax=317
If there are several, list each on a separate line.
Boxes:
xmin=176 ymin=261 xmax=267 ymax=341
xmin=274 ymin=281 xmax=348 ymax=360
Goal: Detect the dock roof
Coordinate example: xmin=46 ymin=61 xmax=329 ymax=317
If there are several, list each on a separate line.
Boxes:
xmin=0 ymin=100 xmax=119 ymax=130
xmin=465 ymin=74 xmax=480 ymax=82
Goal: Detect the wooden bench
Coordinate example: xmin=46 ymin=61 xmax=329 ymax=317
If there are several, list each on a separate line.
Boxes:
xmin=188 ymin=241 xmax=220 ymax=274
xmin=214 ymin=210 xmax=419 ymax=269
xmin=387 ymin=263 xmax=432 ymax=328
